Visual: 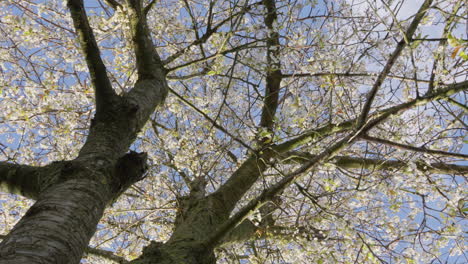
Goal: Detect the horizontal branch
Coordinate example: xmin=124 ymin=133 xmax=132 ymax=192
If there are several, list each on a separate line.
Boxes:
xmin=85 ymin=246 xmax=129 ymax=263
xmin=0 ymin=160 xmax=93 ymax=200
xmin=167 ymin=68 xmax=210 ymax=80
xmin=281 ymin=151 xmax=468 ymax=175
xmin=362 ymin=135 xmax=468 ymax=160
xmin=281 ymin=72 xmax=434 ymax=84
xmin=0 ymin=161 xmax=43 ymax=199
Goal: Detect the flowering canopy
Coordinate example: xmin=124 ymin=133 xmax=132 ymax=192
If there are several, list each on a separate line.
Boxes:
xmin=0 ymin=0 xmax=466 ymax=263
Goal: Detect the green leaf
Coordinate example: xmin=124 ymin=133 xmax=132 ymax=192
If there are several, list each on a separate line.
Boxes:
xmin=459 ymin=51 xmax=468 ymax=61
xmin=447 ymin=33 xmax=460 ymax=47
xmin=207 ymin=71 xmax=217 ymax=76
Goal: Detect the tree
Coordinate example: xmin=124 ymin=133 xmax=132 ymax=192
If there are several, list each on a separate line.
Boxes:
xmin=0 ymin=0 xmax=466 ymax=262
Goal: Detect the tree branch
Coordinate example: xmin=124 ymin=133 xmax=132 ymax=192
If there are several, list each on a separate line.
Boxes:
xmin=280 ymin=151 xmax=468 ymax=175
xmin=168 ymin=87 xmax=253 ymax=151
xmin=357 ymin=0 xmax=433 ymax=127
xmin=281 ymin=72 xmax=435 ymax=84
xmin=358 ymin=80 xmax=468 ymax=135
xmin=0 ymin=161 xmax=43 ymax=199
xmin=445 ymin=97 xmax=468 ymax=113
xmin=210 ymin=80 xmax=467 ymax=218
xmin=205 ymin=79 xmax=467 ymax=248
xmin=163 ymin=1 xmax=261 ymax=65
xmin=85 ymin=246 xmax=129 ymax=263
xmin=427 ymin=1 xmax=462 ymax=94
xmin=122 ymin=0 xmax=169 ymax=133
xmin=166 ymin=40 xmax=265 ymax=73
xmin=362 ymin=135 xmax=468 ymax=160
xmin=259 ymin=0 xmax=282 ymax=129
xmin=209 ymin=120 xmax=353 ymax=213
xmin=126 ymin=0 xmax=165 ymax=80
xmin=67 ymin=0 xmax=117 ymax=117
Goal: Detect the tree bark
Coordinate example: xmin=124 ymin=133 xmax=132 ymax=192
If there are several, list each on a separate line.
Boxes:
xmin=0 ymin=179 xmax=108 ymax=263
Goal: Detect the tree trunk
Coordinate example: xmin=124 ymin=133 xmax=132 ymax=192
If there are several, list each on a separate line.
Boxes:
xmin=0 ymin=179 xmax=108 ymax=263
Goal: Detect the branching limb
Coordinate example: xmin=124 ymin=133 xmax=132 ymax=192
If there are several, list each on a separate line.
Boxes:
xmin=259 ymin=0 xmax=282 ymax=129
xmin=126 ymin=0 xmax=165 ymax=80
xmin=0 ymin=161 xmax=43 ymax=199
xmin=281 ymin=72 xmax=434 ymax=84
xmin=209 ymin=121 xmax=352 ymax=213
xmin=280 ymin=151 xmax=468 ymax=175
xmin=362 ymin=135 xmax=468 ymax=160
xmin=206 ymin=135 xmax=353 ymax=248
xmin=358 ymin=80 xmax=468 ymax=135
xmin=122 ymin=0 xmax=169 ymax=133
xmin=445 ymin=97 xmax=468 ymax=113
xmin=167 ymin=39 xmax=265 ymax=73
xmin=67 ymin=0 xmax=117 ymax=117
xmin=85 ymin=246 xmax=129 ymax=263
xmin=163 ymin=1 xmax=262 ymax=65
xmin=168 ymin=87 xmax=253 ymax=151
xmin=357 ymin=0 xmax=433 ymax=127
xmin=222 ymin=220 xmax=326 ymax=246
xmin=221 ymin=197 xmax=327 ymax=245
xmin=427 ymin=1 xmax=462 ymax=94
xmin=209 ymin=80 xmax=467 ymax=233
xmin=205 ymin=79 xmax=467 ymax=248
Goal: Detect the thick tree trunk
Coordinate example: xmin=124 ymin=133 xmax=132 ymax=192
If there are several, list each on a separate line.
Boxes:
xmin=0 ymin=149 xmax=148 ymax=263
xmin=131 ymin=192 xmax=226 ymax=264
xmin=0 ymin=179 xmax=108 ymax=263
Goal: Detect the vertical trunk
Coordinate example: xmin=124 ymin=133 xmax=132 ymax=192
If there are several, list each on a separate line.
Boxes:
xmin=0 ymin=179 xmax=109 ymax=264
xmin=131 ymin=196 xmax=226 ymax=264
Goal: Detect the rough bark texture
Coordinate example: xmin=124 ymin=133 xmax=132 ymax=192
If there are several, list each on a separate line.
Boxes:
xmin=0 ymin=179 xmax=108 ymax=263
xmin=0 ymin=162 xmax=44 ymax=199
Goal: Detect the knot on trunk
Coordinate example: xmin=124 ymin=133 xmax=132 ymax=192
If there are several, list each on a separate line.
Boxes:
xmin=111 ymin=151 xmax=148 ymax=201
